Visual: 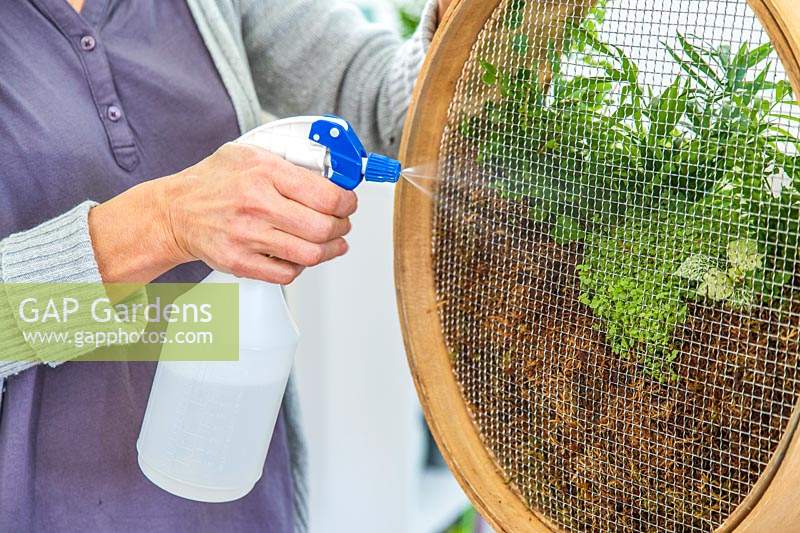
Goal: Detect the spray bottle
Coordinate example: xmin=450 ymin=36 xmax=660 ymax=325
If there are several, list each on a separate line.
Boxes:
xmin=136 ymin=115 xmax=401 ymax=502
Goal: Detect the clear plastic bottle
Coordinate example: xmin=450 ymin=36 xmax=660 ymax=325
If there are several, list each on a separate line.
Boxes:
xmin=136 ymin=271 xmax=298 ymax=502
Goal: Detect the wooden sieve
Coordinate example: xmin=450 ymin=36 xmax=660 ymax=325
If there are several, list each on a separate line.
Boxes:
xmin=395 ymin=1 xmax=800 ymax=531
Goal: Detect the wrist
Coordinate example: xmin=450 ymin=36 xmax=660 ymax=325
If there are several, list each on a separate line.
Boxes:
xmin=153 ymin=174 xmax=193 ymax=267
xmin=88 ymin=178 xmax=188 ymax=283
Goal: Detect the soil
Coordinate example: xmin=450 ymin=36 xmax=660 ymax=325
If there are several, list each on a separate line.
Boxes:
xmin=433 ymin=182 xmax=800 ymax=532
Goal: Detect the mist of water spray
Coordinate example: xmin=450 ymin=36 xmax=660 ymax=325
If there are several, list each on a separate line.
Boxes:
xmin=400 ymin=162 xmax=441 ymax=198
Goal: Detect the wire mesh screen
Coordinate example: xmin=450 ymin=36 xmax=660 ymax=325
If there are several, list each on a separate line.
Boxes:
xmin=433 ymin=0 xmax=800 ymax=531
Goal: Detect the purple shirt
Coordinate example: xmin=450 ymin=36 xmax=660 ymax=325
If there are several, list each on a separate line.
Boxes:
xmin=0 ymin=1 xmax=294 ymax=531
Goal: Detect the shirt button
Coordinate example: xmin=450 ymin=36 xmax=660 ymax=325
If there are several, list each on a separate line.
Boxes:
xmin=107 ymin=105 xmax=122 ymax=122
xmin=80 ymin=35 xmax=96 ymax=51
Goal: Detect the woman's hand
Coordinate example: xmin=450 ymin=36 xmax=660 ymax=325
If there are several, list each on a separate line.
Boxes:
xmin=89 ymin=143 xmax=356 ymax=284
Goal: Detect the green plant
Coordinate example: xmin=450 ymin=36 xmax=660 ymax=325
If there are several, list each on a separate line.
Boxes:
xmin=394 ymin=0 xmax=424 ymax=38
xmin=443 ymin=507 xmax=478 ymax=533
xmin=577 ymin=210 xmax=687 ymax=382
xmin=675 ymin=238 xmax=764 ymax=307
xmin=468 ymin=2 xmax=643 ymax=244
xmin=465 ymin=2 xmax=800 ymax=379
xmin=577 ymin=33 xmax=800 ymax=379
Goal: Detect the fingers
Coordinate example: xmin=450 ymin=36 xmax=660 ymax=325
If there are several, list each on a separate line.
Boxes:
xmin=262 ymin=194 xmax=352 ymax=244
xmin=221 ymin=231 xmax=348 ymax=284
xmin=245 ymin=226 xmax=350 ymax=267
xmin=230 ymin=254 xmax=305 ymax=285
xmin=268 ymin=155 xmax=358 ymax=218
xmin=271 ymin=235 xmax=348 ymax=267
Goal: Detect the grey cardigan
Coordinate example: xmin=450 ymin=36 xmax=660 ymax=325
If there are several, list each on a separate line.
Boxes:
xmin=0 ymin=1 xmax=438 ymax=530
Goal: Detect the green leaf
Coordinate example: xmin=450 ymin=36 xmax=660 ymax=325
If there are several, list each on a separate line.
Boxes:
xmin=498 ymin=72 xmax=512 ymax=97
xmin=752 ymin=268 xmax=793 ymax=302
xmin=675 ymin=254 xmax=715 ymax=282
xmin=511 ymin=34 xmax=529 ymax=56
xmin=529 ymin=206 xmax=551 ymax=223
xmin=479 ymin=59 xmax=497 ymax=86
xmin=551 ymin=215 xmax=586 ymax=245
xmin=676 ymin=33 xmax=724 ymax=87
xmin=648 ymin=77 xmax=687 ymax=140
xmin=769 ymin=113 xmax=800 ymax=125
xmin=727 ymin=238 xmax=763 ymax=272
xmin=576 ymin=24 xmax=616 ymax=58
xmin=738 ymin=61 xmax=775 ymax=98
xmin=747 ymin=42 xmax=774 ymax=68
xmin=665 ymin=43 xmax=712 ymax=91
xmin=729 ymin=41 xmax=751 ymax=88
xmin=697 ymin=269 xmax=735 ymax=301
xmin=777 ymin=80 xmax=794 ymax=101
xmin=561 ymin=76 xmax=614 ymax=100
xmin=505 ymin=0 xmax=525 ymax=29
xmin=396 ymin=7 xmax=421 ymax=39
xmin=613 ymin=47 xmax=639 ymax=85
xmin=728 ymin=288 xmax=755 ymax=309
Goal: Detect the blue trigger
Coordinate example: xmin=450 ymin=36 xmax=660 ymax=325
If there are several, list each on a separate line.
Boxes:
xmin=309 ymin=116 xmax=366 ymax=191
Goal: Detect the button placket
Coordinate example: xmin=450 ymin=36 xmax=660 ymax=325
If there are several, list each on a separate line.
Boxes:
xmin=83 ymin=41 xmax=139 ymax=170
xmin=30 ymin=0 xmax=139 ymax=171
xmin=79 ymin=42 xmax=138 ymax=171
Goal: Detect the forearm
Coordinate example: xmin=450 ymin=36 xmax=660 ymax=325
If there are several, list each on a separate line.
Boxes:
xmin=0 ymin=176 xmax=185 ymax=377
xmin=0 ymin=201 xmax=143 ymax=378
xmin=241 ymin=0 xmax=439 ymax=155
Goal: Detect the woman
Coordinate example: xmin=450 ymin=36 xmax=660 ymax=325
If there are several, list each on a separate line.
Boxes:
xmin=0 ymin=0 xmax=451 ymax=530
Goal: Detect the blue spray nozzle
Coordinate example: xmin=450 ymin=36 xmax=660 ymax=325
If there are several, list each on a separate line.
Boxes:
xmin=364 ymin=153 xmax=402 ymax=184
xmin=309 ymin=116 xmax=401 ymax=190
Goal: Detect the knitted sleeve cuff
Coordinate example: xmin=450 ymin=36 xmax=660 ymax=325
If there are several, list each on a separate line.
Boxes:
xmin=0 ymin=201 xmax=146 ymax=377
